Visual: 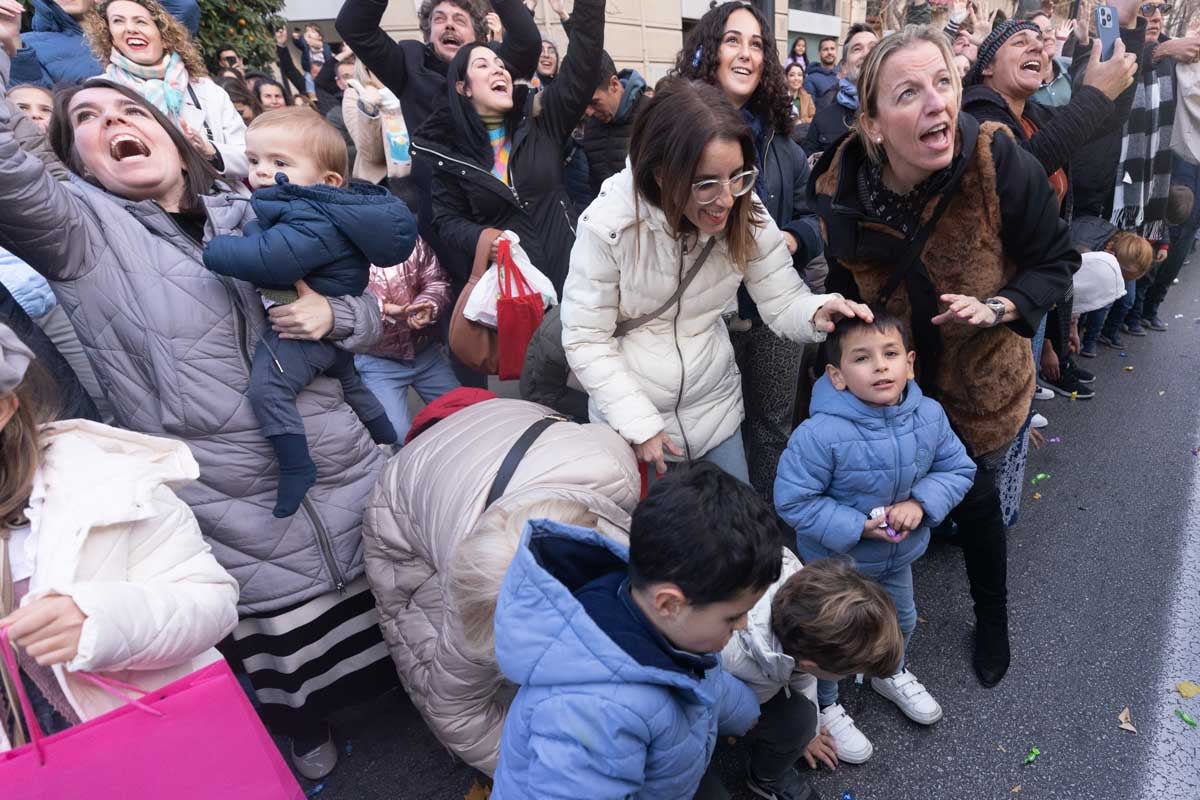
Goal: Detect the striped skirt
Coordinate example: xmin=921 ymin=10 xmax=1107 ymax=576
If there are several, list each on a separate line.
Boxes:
xmin=221 ymin=576 xmax=399 ymax=737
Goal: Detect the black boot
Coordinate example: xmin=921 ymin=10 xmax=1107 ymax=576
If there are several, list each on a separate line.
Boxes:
xmin=955 ymin=465 xmax=1011 ymax=687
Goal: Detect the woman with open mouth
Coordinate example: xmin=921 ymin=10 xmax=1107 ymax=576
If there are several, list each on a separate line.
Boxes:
xmin=562 ymin=79 xmax=867 ymax=488
xmin=411 ymin=0 xmax=607 ymax=296
xmin=810 ymin=25 xmax=1077 ymax=690
xmin=0 ymin=29 xmax=396 ymax=777
xmin=82 ymin=0 xmax=248 ymax=180
xmin=671 ymin=1 xmax=831 ymax=502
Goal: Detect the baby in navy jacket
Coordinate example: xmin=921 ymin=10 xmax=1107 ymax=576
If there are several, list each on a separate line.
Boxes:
xmin=205 ymin=108 xmax=416 ymax=517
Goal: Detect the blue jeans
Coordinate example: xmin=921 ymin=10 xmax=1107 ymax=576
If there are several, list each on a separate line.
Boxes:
xmin=1101 ymin=279 xmax=1137 ymax=338
xmin=355 ymin=348 xmax=460 ymax=442
xmin=1081 ymin=307 xmax=1108 ymax=351
xmin=817 ymin=563 xmax=916 ymax=707
xmin=645 ymin=430 xmax=751 ymax=487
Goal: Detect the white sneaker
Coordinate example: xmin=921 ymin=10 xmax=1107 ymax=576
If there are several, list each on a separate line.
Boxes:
xmin=818 ymin=703 xmax=873 ymax=764
xmin=1034 ymin=386 xmax=1054 ymax=401
xmin=1031 ymin=412 xmax=1048 ymax=429
xmin=871 ymin=669 xmax=943 ymax=725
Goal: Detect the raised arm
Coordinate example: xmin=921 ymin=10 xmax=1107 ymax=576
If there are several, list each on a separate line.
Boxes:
xmin=0 ymin=50 xmax=102 ymax=281
xmin=494 ymin=0 xmax=542 ymax=81
xmin=337 ymin=0 xmax=412 ymax=98
xmin=743 ymin=205 xmax=837 ymax=344
xmin=537 ymin=0 xmax=605 ymax=142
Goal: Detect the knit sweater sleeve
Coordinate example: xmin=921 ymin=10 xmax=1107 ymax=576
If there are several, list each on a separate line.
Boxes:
xmin=1022 ymin=88 xmax=1114 ymax=175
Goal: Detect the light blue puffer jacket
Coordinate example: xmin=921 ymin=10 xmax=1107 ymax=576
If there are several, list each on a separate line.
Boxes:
xmin=0 ymin=248 xmax=56 ymax=318
xmin=492 ymin=520 xmax=760 ymax=800
xmin=774 ymin=376 xmax=976 ymax=576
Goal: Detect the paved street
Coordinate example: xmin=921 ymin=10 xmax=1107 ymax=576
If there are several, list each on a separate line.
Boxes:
xmin=302 ymin=268 xmax=1200 ymax=800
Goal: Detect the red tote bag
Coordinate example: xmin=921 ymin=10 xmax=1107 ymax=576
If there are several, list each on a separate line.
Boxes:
xmin=495 ymin=238 xmax=546 ymax=381
xmin=0 ymin=628 xmax=303 ymax=799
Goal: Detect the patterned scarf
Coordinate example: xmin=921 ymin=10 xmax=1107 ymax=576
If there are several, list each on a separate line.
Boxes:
xmin=485 ymin=121 xmax=510 ymax=185
xmin=1111 ymin=46 xmax=1177 ymax=242
xmin=105 ymin=50 xmax=190 ymax=125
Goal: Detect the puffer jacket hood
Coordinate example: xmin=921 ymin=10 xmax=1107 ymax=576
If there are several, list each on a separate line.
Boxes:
xmin=774 ymin=375 xmax=977 ymax=575
xmin=615 ymin=69 xmax=647 ymax=122
xmin=1070 ymin=214 xmax=1118 ymax=252
xmin=204 ymin=176 xmax=416 ymax=295
xmin=562 ymin=168 xmax=834 ymax=460
xmin=363 ymin=398 xmax=639 ymax=775
xmin=491 ymin=519 xmax=760 ymax=799
xmin=13 ymin=0 xmax=199 ymax=86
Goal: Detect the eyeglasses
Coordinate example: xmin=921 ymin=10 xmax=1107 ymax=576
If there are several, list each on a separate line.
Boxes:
xmin=1140 ymin=2 xmax=1171 ymax=14
xmin=691 ymin=168 xmax=759 ymax=205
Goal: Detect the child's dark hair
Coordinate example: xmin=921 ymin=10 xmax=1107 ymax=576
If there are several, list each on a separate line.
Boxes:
xmin=771 ymin=558 xmax=904 ymax=677
xmin=1168 ymin=185 xmax=1194 ymax=226
xmin=629 ymin=462 xmax=785 ymax=605
xmin=820 ymin=309 xmax=909 ymax=368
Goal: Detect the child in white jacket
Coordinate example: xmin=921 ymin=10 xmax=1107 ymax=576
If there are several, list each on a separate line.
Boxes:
xmin=721 ymin=555 xmax=903 ymax=798
xmin=0 ymin=325 xmax=239 ymax=750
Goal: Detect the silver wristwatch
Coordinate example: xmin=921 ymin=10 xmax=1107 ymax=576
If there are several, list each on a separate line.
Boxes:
xmin=984 ymin=297 xmax=1006 ymax=327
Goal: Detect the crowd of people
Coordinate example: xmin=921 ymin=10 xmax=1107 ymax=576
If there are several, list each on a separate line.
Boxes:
xmin=0 ymin=0 xmax=1195 ymax=797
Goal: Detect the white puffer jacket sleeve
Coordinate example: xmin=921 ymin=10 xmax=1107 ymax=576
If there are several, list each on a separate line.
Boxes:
xmin=743 ymin=209 xmax=839 ymax=345
xmin=51 ymin=488 xmax=240 ymax=674
xmin=561 ymin=223 xmax=666 ymax=447
xmin=184 ymin=79 xmax=249 ymax=181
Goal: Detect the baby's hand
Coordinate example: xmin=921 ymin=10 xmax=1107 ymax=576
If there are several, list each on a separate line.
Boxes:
xmin=886 ymin=499 xmax=924 ymax=534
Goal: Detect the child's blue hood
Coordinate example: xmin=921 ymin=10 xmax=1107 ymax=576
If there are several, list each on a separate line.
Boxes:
xmin=810 ymin=373 xmax=925 ymax=429
xmin=494 ymin=520 xmax=713 ymax=703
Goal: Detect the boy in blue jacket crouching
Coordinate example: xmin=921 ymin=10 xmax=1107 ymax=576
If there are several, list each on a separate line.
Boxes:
xmin=204 ymin=108 xmax=415 ymax=518
xmin=774 ymin=312 xmax=976 ymax=765
xmin=492 ymin=463 xmax=782 ymax=799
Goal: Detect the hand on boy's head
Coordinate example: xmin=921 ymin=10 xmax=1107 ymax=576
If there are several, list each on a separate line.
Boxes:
xmin=886 ymin=499 xmax=924 ymax=533
xmin=812 ymin=297 xmax=874 ymax=333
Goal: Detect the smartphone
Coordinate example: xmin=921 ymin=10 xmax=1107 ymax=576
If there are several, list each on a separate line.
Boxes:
xmin=1095 ymin=4 xmax=1119 ymax=60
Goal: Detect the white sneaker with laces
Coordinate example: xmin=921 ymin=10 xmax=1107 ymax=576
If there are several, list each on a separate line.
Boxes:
xmin=871 ymin=669 xmax=943 ymax=725
xmin=1031 ymin=412 xmax=1048 ymax=429
xmin=818 ymin=703 xmax=873 ymax=764
xmin=1034 ymin=386 xmax=1054 ymax=401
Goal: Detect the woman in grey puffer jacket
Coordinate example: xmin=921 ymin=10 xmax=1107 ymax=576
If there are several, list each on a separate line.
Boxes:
xmin=0 ymin=49 xmax=392 ymax=777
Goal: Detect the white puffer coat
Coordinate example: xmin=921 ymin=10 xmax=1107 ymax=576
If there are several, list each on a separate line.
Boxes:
xmin=362 ymin=398 xmax=640 ymax=775
xmin=561 ymin=168 xmax=839 ymax=460
xmin=0 ymin=420 xmax=239 ymax=752
xmin=720 ymin=548 xmax=819 ymax=738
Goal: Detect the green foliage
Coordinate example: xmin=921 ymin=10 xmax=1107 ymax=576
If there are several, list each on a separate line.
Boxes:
xmin=196 ymin=0 xmax=286 ymax=70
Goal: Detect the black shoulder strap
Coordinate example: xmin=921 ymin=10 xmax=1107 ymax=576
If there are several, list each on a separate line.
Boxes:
xmin=877 ymin=183 xmax=960 ymax=304
xmin=485 ymin=416 xmax=565 ymax=507
xmin=186 ymin=84 xmax=216 ymax=143
xmin=614 ymin=237 xmax=717 ymax=337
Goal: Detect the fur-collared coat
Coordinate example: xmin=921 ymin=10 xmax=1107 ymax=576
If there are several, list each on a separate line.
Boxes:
xmin=810 ymin=115 xmax=1077 ymax=456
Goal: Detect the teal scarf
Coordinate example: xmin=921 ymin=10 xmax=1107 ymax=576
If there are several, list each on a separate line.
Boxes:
xmin=104 ymin=50 xmax=190 ymax=124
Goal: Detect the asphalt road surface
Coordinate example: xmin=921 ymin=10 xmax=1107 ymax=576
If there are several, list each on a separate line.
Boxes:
xmin=302 ymin=266 xmax=1200 ymax=800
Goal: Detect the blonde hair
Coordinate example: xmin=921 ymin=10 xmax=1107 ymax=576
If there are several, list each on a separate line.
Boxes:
xmin=249 ymin=107 xmax=349 ymax=181
xmin=451 ymin=498 xmax=600 ymax=660
xmin=855 ymin=25 xmax=962 ymax=165
xmin=84 ymin=0 xmax=209 ymax=78
xmin=1106 ymin=231 xmax=1155 ymax=281
xmin=771 ymin=558 xmax=905 ymax=677
xmin=0 ymin=364 xmax=58 ymax=526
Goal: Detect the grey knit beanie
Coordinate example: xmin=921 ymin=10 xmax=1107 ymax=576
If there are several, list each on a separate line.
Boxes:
xmin=963 ymin=20 xmax=1041 ymax=87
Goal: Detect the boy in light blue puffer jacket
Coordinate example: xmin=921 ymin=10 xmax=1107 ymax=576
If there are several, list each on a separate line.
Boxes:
xmin=492 ymin=463 xmax=780 ymax=800
xmin=774 ymin=312 xmax=976 ymax=766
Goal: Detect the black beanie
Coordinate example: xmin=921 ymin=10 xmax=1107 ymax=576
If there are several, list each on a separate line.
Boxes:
xmin=963 ymin=20 xmax=1041 ymax=87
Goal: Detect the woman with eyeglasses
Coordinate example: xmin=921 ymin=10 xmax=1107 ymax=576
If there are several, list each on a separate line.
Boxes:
xmin=561 ymin=78 xmax=868 ymax=483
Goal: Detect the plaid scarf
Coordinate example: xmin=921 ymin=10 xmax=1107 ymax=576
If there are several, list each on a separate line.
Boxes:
xmin=104 ymin=50 xmax=190 ymax=125
xmin=1111 ymin=49 xmax=1176 ymax=241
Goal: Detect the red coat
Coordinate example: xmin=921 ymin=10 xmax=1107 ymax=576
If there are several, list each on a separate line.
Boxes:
xmin=366 ymin=237 xmax=452 ymax=361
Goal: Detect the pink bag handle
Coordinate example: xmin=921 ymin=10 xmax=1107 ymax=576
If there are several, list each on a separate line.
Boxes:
xmin=0 ymin=626 xmax=164 ymax=766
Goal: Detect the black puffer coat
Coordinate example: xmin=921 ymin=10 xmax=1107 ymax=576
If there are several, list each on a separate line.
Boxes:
xmin=411 ymin=0 xmax=604 ymax=294
xmin=802 ymin=101 xmax=855 ymax=156
xmin=579 ymin=69 xmax=648 ymax=201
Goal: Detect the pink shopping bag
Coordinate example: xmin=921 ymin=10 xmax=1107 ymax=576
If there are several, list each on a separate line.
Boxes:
xmin=0 ymin=627 xmax=303 ymax=799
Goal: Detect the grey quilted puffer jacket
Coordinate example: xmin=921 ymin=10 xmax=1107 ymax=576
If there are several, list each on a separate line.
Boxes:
xmin=0 ymin=53 xmax=385 ymax=614
xmin=363 ymin=398 xmax=640 ymax=775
